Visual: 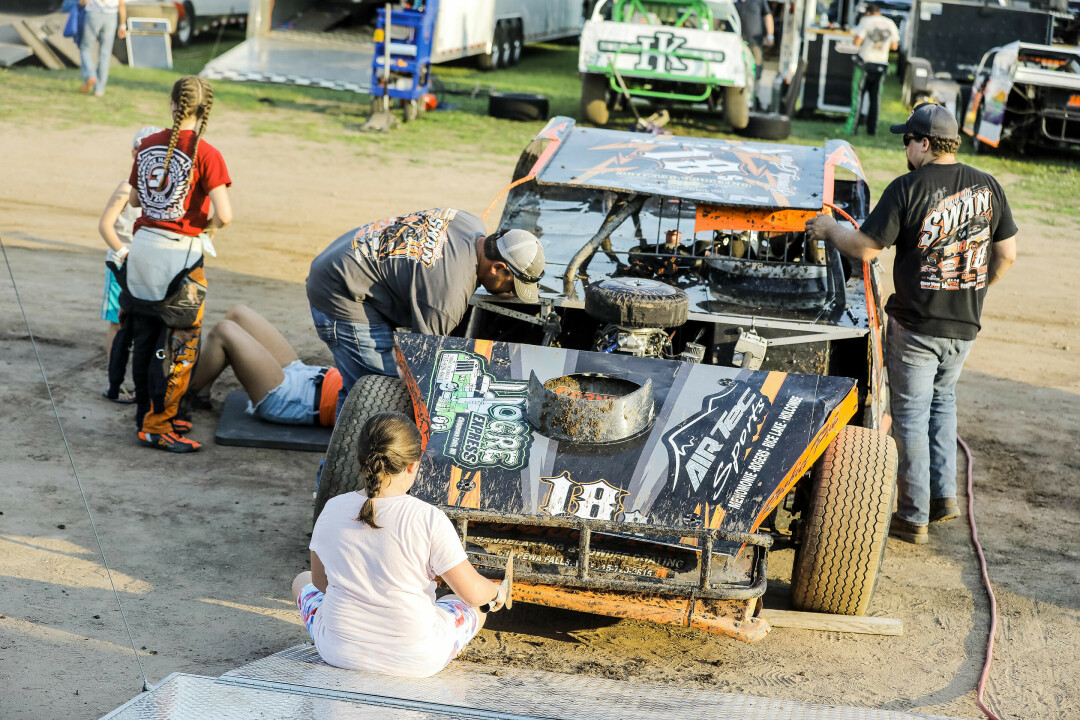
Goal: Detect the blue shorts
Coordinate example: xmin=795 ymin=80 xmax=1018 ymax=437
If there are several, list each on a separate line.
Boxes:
xmin=296 ymin=584 xmax=481 ymax=667
xmin=101 ymin=270 xmax=121 ymax=324
xmin=248 ymin=360 xmax=323 ymax=425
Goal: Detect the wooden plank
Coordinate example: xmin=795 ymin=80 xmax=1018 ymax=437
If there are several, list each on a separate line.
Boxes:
xmin=0 ymin=41 xmax=35 ymax=67
xmin=12 ymin=19 xmax=64 ymax=70
xmin=45 ymin=31 xmax=81 ymax=67
xmin=760 ymin=609 xmax=904 ymax=636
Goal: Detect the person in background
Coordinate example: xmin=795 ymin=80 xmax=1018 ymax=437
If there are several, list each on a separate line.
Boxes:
xmin=98 ymin=125 xmax=161 ymax=404
xmin=188 ymin=305 xmax=342 ymax=427
xmin=78 ymin=0 xmax=126 ymax=97
xmin=806 ymin=103 xmax=1017 ymax=544
xmin=845 ymin=4 xmax=900 ymax=136
xmin=733 ymin=0 xmax=774 ymax=82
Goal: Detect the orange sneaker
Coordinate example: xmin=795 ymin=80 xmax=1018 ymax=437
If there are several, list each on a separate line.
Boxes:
xmin=79 ymin=77 xmax=97 ymax=94
xmin=138 ymin=431 xmax=201 ymax=453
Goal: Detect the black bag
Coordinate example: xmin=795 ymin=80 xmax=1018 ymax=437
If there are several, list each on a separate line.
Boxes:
xmin=108 ymin=255 xmax=206 ymax=329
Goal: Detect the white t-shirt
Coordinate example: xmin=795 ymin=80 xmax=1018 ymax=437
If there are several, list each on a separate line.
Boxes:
xmin=854 ymin=15 xmax=899 ymax=65
xmin=309 ymin=491 xmax=468 ymax=677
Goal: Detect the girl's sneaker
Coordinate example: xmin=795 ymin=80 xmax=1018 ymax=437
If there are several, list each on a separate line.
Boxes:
xmin=138 ymin=431 xmax=200 ymax=453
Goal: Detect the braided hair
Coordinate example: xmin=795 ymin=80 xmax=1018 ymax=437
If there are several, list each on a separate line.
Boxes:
xmin=356 ymin=412 xmax=423 ymax=529
xmin=158 ymin=75 xmax=214 ymax=190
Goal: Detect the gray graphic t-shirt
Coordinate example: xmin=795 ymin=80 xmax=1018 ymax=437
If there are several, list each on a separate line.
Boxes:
xmin=306 ymin=208 xmax=484 ymax=336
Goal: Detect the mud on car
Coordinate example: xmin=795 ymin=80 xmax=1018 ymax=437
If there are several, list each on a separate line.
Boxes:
xmin=315 ymin=118 xmax=896 ymax=641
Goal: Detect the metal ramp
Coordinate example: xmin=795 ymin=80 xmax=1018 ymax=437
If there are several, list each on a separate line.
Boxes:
xmin=102 ymin=644 xmax=967 ymax=720
xmin=200 ymin=32 xmax=372 ymax=93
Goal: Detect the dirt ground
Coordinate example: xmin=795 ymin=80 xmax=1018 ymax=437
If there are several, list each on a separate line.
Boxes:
xmin=1 ymin=119 xmax=1078 ymax=720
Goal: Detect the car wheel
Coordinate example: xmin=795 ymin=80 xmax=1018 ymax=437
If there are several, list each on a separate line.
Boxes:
xmin=313 ymin=375 xmax=413 ymax=525
xmin=581 ymin=73 xmax=610 ymax=126
xmin=739 ymin=111 xmax=791 ymax=141
xmin=723 ymin=85 xmax=750 ymax=130
xmin=791 ymin=425 xmax=898 ymax=615
xmin=175 ymin=1 xmax=195 ymax=48
xmin=584 ymin=278 xmax=689 ymax=328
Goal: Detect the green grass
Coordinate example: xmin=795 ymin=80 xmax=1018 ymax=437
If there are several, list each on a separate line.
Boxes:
xmin=3 ymin=32 xmax=1078 ymax=216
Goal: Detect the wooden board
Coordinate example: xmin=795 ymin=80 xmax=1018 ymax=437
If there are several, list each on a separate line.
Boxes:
xmin=45 ymin=30 xmax=81 ymax=67
xmin=12 ymin=19 xmax=64 ymax=69
xmin=760 ymin=609 xmax=904 ymax=636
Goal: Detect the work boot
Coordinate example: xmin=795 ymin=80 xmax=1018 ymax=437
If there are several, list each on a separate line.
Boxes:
xmin=930 ymin=497 xmax=961 ymax=524
xmin=888 ymin=513 xmax=928 ymax=544
xmin=138 ymin=431 xmax=201 ymax=453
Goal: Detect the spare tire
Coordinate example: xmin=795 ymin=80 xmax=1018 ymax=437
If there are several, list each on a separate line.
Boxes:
xmin=489 ymin=92 xmax=549 ymax=122
xmin=313 ymin=374 xmax=413 ymax=525
xmin=739 ymin=112 xmax=792 ymax=141
xmin=585 ymin=278 xmax=689 ymax=328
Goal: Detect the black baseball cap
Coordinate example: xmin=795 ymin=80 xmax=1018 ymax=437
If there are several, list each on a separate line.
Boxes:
xmin=890 ymin=102 xmax=959 ymax=140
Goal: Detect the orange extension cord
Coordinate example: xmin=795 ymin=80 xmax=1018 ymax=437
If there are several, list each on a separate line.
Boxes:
xmin=822 ymin=202 xmax=1005 ymax=720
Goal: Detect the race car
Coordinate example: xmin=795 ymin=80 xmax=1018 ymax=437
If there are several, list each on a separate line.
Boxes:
xmin=315 ymin=118 xmax=896 ymax=641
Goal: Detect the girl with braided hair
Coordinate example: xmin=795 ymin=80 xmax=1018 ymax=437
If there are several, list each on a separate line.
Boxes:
xmin=293 ymin=412 xmax=508 ymax=677
xmin=125 ymin=75 xmax=232 ymax=452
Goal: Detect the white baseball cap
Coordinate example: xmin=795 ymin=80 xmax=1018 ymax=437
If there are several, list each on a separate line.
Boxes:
xmin=493 ymin=228 xmax=545 ymax=303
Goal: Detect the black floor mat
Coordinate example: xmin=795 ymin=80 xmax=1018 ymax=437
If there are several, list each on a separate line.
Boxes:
xmin=214 ymin=391 xmax=331 ymax=452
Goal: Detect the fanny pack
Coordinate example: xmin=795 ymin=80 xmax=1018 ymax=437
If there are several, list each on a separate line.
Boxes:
xmin=108 ymin=254 xmax=206 ymax=329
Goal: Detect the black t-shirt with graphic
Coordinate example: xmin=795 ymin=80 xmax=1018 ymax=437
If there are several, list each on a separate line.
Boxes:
xmin=860 ymin=163 xmax=1017 ymax=341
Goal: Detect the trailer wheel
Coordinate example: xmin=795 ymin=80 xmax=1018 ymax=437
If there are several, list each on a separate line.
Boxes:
xmin=175 ymin=1 xmax=195 ymax=47
xmin=584 ymin=278 xmax=689 ymax=328
xmin=723 ymin=85 xmax=750 ymax=130
xmin=581 ymin=73 xmax=610 ymax=126
xmin=739 ymin=112 xmax=791 ymax=141
xmin=477 ymin=23 xmax=501 ymax=71
xmin=508 ymin=20 xmax=523 ymax=66
xmin=791 ymin=425 xmax=897 ymax=615
xmin=313 ymin=375 xmax=413 ymax=525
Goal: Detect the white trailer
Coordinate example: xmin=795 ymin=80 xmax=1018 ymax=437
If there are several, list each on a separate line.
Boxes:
xmin=202 ymin=0 xmax=582 ymax=91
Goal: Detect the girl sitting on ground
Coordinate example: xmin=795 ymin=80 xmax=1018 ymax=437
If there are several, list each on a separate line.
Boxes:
xmin=188 ymin=304 xmax=341 ymax=427
xmin=292 ymin=412 xmax=507 ymax=677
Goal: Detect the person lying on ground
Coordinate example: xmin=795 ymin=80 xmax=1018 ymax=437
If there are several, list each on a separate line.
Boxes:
xmin=188 ymin=304 xmax=341 ymax=427
xmin=98 ymin=125 xmax=161 ymax=404
xmin=292 ymin=412 xmax=508 ymax=677
xmin=306 ymin=209 xmax=545 ymax=413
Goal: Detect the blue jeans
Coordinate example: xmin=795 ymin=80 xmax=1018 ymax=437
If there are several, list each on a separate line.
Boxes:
xmin=885 ymin=317 xmax=974 ymax=526
xmin=310 ymin=307 xmax=397 ymax=414
xmin=79 ymin=9 xmax=118 ymax=93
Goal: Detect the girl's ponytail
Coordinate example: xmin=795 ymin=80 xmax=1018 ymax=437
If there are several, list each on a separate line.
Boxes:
xmin=355 ymin=412 xmax=423 ymax=529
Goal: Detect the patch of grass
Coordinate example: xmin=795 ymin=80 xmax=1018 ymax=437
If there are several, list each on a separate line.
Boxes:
xmin=3 ymin=34 xmax=1077 ymax=215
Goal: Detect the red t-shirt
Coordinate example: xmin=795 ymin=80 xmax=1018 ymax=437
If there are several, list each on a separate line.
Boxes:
xmin=129 ymin=129 xmax=231 ymax=237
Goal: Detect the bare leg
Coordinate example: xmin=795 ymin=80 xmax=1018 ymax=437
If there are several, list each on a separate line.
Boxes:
xmin=224 ymin=304 xmax=299 ymax=368
xmin=189 ymin=319 xmax=285 ymax=403
xmin=105 ymin=322 xmax=120 ymax=362
xmin=292 ymin=571 xmax=312 ymax=602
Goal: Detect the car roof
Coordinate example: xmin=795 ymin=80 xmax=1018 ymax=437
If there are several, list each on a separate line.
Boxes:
xmin=529 ymin=118 xmax=835 ymax=211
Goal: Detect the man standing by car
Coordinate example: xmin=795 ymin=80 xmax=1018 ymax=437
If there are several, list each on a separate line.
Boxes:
xmin=733 ymin=0 xmax=774 ymax=82
xmin=845 ymin=4 xmax=899 ymax=136
xmin=805 ymin=103 xmax=1018 ymax=544
xmin=306 ymin=208 xmax=545 ymax=412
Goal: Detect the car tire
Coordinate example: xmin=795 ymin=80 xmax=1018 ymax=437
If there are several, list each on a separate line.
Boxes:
xmin=489 ymin=92 xmax=549 ymax=122
xmin=584 ymin=278 xmax=689 ymax=329
xmin=723 ymin=85 xmax=751 ymax=130
xmin=175 ymin=1 xmax=195 ymax=48
xmin=581 ymin=73 xmax=610 ymax=126
xmin=791 ymin=425 xmax=898 ymax=616
xmin=739 ymin=112 xmax=791 ymax=141
xmin=313 ymin=375 xmax=413 ymax=525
